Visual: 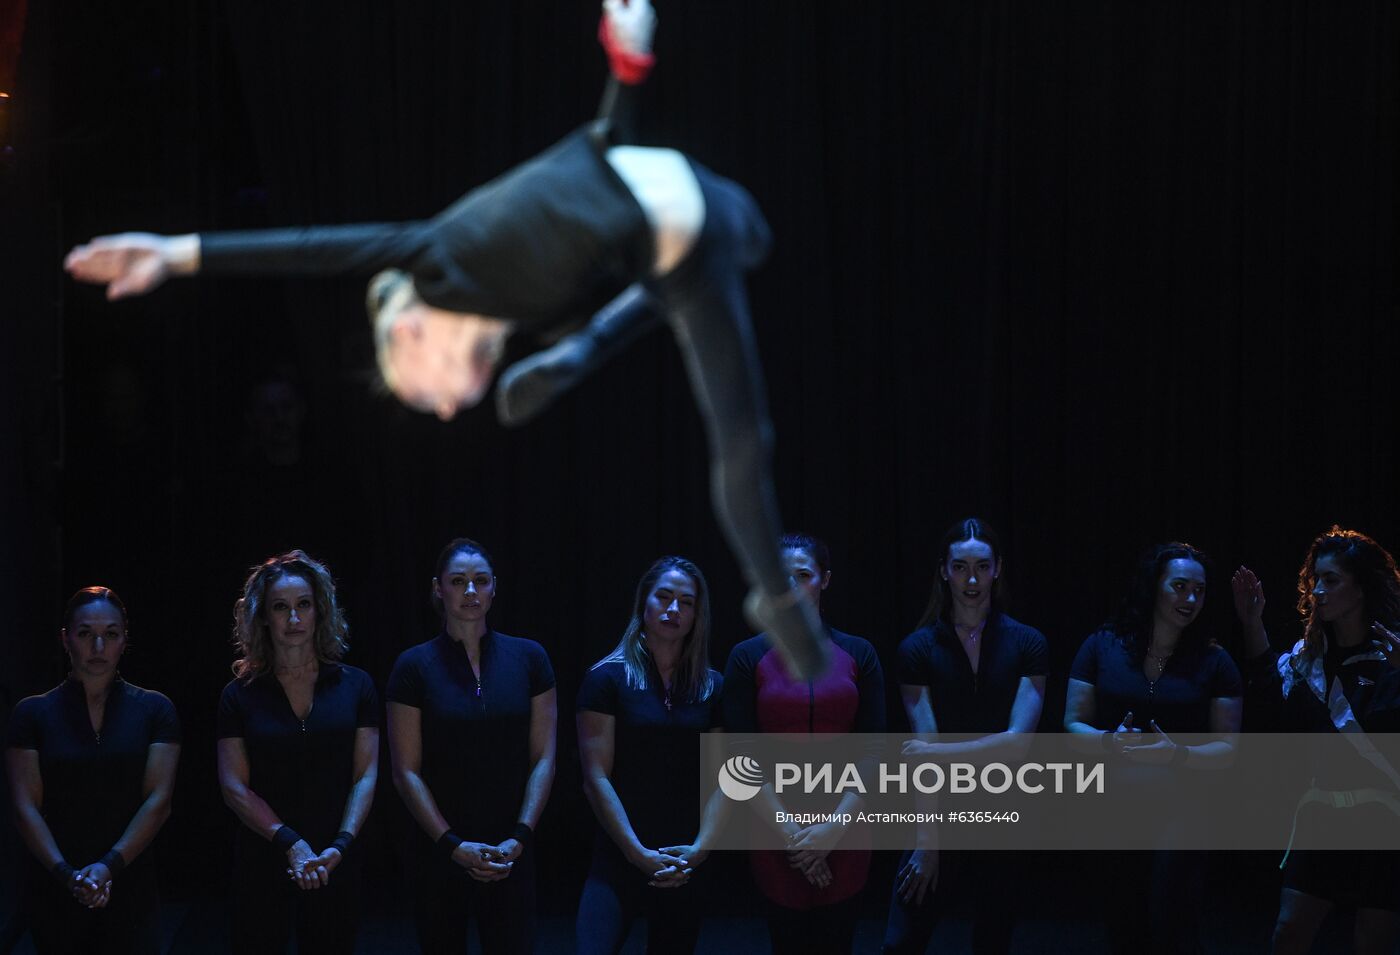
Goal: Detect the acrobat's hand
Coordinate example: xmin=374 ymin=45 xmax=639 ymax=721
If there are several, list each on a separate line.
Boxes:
xmin=603 ymin=0 xmax=656 ymax=57
xmin=64 ymin=233 xmax=198 ymax=300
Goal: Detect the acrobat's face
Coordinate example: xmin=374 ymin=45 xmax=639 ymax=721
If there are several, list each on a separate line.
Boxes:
xmin=1311 ymin=554 xmax=1363 ymax=625
xmin=1153 ymin=558 xmax=1207 ymax=634
xmin=264 ymin=575 xmax=318 ymax=651
xmin=62 ymin=601 xmax=127 ymax=678
xmin=643 ymin=569 xmax=698 ymax=642
xmin=783 ymin=547 xmax=830 ymax=616
xmin=386 ymin=304 xmax=510 ymax=421
xmin=942 ymin=537 xmax=997 ymax=615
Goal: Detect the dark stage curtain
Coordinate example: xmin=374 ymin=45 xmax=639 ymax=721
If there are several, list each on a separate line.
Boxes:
xmin=4 ymin=0 xmax=1396 ymax=936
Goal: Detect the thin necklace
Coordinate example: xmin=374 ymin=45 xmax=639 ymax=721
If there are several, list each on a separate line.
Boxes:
xmin=1145 ymin=644 xmax=1174 ymax=700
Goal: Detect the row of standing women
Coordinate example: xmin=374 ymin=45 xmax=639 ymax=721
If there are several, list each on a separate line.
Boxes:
xmin=7 ymin=522 xmax=1400 ymax=954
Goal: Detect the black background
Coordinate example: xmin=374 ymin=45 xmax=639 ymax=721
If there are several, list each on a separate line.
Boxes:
xmin=1 ymin=0 xmax=1396 ymax=945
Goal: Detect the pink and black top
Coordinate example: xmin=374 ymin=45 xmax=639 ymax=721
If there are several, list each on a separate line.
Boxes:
xmin=722 ymin=628 xmax=885 ymax=909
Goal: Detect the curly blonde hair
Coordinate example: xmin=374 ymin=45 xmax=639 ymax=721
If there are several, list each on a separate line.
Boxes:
xmin=232 ymin=549 xmax=349 ymax=681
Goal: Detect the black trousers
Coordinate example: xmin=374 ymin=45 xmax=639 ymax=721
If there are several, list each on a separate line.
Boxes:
xmin=26 ymin=863 xmax=161 ymax=955
xmin=882 ymin=850 xmax=1013 ymax=955
xmin=1102 ymin=849 xmax=1206 ymax=955
xmin=229 ymin=848 xmax=363 ymax=955
xmin=766 ymin=894 xmax=861 ymax=955
xmin=411 ymin=848 xmax=537 ymax=955
xmin=575 ymin=844 xmax=705 ymax=955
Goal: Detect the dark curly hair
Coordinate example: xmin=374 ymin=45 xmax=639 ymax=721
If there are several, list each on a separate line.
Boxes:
xmin=232 ymin=550 xmax=349 ymax=681
xmin=1107 ymin=542 xmax=1212 ymax=662
xmin=1294 ymin=526 xmax=1400 ymax=660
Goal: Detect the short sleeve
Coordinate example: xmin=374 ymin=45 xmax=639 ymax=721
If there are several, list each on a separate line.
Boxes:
xmin=148 ymin=693 xmax=182 ymax=744
xmin=721 ymin=639 xmax=761 ymax=734
xmin=851 ymin=637 xmax=887 ymax=733
xmin=386 ymin=649 xmax=425 ymax=707
xmin=5 ymin=697 xmax=42 ymax=750
xmin=353 ymin=669 xmax=380 ymax=728
xmin=895 ymin=630 xmax=932 ymax=687
xmin=707 ymin=672 xmax=725 ymax=729
xmin=1206 ymin=648 xmax=1244 ymax=698
xmin=1070 ymin=632 xmax=1103 ymax=685
xmin=1018 ymin=627 xmax=1050 ymax=678
xmin=527 ymin=641 xmax=556 ymax=696
xmin=215 ymin=682 xmax=246 ymax=739
xmin=576 ymin=664 xmax=620 ymax=715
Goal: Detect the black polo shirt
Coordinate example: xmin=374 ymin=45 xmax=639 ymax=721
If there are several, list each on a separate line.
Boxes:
xmin=386 ymin=631 xmax=555 ymax=842
xmin=896 ymin=613 xmax=1048 ymax=734
xmin=7 ymin=678 xmax=181 ymax=866
xmin=1070 ymin=629 xmax=1241 ymax=733
xmin=217 ymin=664 xmax=379 ymax=853
xmin=577 ymin=661 xmax=722 ymax=849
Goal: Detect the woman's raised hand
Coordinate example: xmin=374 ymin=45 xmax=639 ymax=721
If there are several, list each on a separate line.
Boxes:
xmin=1373 ymin=622 xmax=1400 ymax=671
xmin=1231 ymin=567 xmax=1266 ymax=625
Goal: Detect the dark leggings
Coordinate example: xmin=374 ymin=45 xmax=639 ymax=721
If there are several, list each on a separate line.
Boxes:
xmin=576 ymin=844 xmax=704 ymax=955
xmin=646 ymin=163 xmax=786 ymax=602
xmin=882 ymin=851 xmax=1013 ymax=955
xmin=766 ymin=895 xmax=861 ymax=955
xmin=411 ymin=848 xmax=537 ymax=955
xmin=230 ymin=850 xmax=363 ymax=955
xmin=1102 ymin=849 xmax=1206 ymax=955
xmin=25 ymin=864 xmax=161 ymax=955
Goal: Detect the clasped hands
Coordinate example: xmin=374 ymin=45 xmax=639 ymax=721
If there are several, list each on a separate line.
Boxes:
xmin=68 ymin=862 xmax=113 ymax=909
xmin=629 ymin=842 xmax=707 ymax=888
xmin=450 ymin=837 xmax=522 ymax=883
xmin=784 ymin=819 xmax=844 ymax=890
xmin=284 ymin=839 xmax=344 ymax=890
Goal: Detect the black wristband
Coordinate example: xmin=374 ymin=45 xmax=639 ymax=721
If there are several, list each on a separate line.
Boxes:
xmin=50 ymin=860 xmax=76 ymax=886
xmin=329 ymin=831 xmax=355 ymax=856
xmin=272 ymin=825 xmax=302 ymax=851
xmin=99 ymin=849 xmax=126 ymax=878
xmin=437 ymin=830 xmax=464 ymax=861
xmin=511 ymin=822 xmax=534 ymax=848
